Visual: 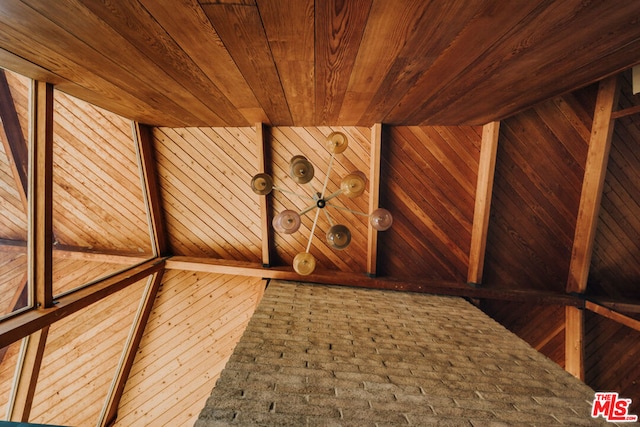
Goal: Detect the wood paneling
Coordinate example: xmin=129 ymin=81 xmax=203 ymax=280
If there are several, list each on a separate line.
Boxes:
xmin=52 ymin=91 xmax=152 ymax=255
xmin=269 ymin=127 xmax=371 ymax=273
xmin=1 ymin=1 xmax=640 ymax=126
xmin=29 ymin=276 xmax=147 ymax=427
xmin=0 ymin=70 xmax=29 ymax=241
xmin=0 ymin=248 xmax=26 ymax=316
xmin=0 ymin=341 xmax=21 ymax=415
xmin=588 ymin=72 xmax=640 ymax=299
xmin=481 ymin=300 xmax=566 ymax=367
xmin=482 ymin=89 xmax=594 ymax=292
xmin=378 ymin=126 xmax=480 ymax=281
xmin=113 ymin=271 xmax=264 ymax=427
xmin=585 ymin=310 xmax=640 ymax=416
xmin=153 ymin=126 xmax=262 ymax=260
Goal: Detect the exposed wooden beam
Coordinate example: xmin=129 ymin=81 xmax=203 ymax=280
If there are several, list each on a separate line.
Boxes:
xmin=467 ymin=121 xmax=500 ymax=286
xmin=0 ymin=69 xmax=28 ymax=210
xmin=367 ymin=123 xmax=382 ymax=276
xmin=1 ymin=240 xmax=151 ymax=265
xmin=256 ymin=122 xmax=273 ymax=267
xmin=565 ymin=306 xmax=584 ymax=380
xmin=99 ymin=268 xmax=165 ymax=427
xmin=134 ymin=123 xmax=169 ymax=256
xmin=0 ymin=258 xmax=165 ymax=349
xmin=585 ymin=301 xmax=640 ymax=332
xmin=567 ymin=76 xmax=619 ymax=294
xmin=6 ymin=326 xmax=49 ymax=422
xmin=166 ymin=256 xmax=584 ymax=307
xmin=588 ymin=297 xmax=640 ymax=314
xmin=610 ymin=104 xmax=640 ymax=119
xmin=29 ymin=80 xmax=54 ymax=309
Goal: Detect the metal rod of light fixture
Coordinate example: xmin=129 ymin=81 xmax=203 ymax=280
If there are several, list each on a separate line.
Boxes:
xmin=306 ymin=207 xmax=321 ymax=253
xmin=325 ymin=203 xmax=369 ymax=217
xmin=272 ymin=186 xmax=314 ymax=200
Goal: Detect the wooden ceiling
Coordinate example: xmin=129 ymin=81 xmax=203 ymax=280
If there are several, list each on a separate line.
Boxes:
xmin=0 ymin=1 xmax=640 ymax=127
xmin=1 ymin=1 xmax=640 ymax=425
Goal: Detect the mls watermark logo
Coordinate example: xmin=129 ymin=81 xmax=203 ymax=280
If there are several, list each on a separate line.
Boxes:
xmin=591 ymin=392 xmax=638 ymax=422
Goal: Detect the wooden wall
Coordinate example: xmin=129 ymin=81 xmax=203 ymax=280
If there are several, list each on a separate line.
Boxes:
xmin=482 ymin=88 xmax=595 ymax=292
xmin=153 ymin=127 xmax=262 ymax=261
xmin=52 ymin=92 xmax=152 ymax=256
xmin=29 ymin=276 xmax=146 ymax=426
xmin=378 ymin=126 xmax=481 ymax=281
xmin=269 ymin=127 xmax=371 ymax=272
xmin=0 ymin=70 xmax=28 ymax=242
xmin=588 ymin=71 xmax=640 ymax=299
xmin=113 ymin=271 xmax=264 ymax=427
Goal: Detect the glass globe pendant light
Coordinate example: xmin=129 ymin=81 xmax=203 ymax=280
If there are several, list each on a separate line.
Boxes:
xmin=250 ymin=131 xmax=393 ymax=275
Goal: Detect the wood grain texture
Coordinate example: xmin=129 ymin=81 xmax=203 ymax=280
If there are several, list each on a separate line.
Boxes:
xmin=1 ymin=1 xmax=640 ymax=126
xmin=113 ymin=271 xmax=264 ymax=427
xmin=269 ymin=127 xmax=371 ymax=273
xmin=52 ymin=91 xmax=152 ymax=256
xmin=153 ymin=126 xmax=262 ymax=260
xmin=28 ymin=276 xmax=147 ymax=427
xmin=567 ymin=76 xmax=619 ymax=294
xmin=482 ymin=90 xmax=593 ymax=292
xmin=588 ymin=71 xmax=640 ymax=300
xmin=0 ymin=71 xmax=29 ymax=242
xmin=202 ymin=2 xmax=292 ymax=125
xmin=585 ymin=310 xmax=640 ymax=416
xmin=377 ymin=126 xmax=480 ymax=281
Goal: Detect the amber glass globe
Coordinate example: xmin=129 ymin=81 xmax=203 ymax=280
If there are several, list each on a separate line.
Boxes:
xmin=326 ymin=131 xmax=348 ymax=154
xmin=326 ymin=224 xmax=351 ymax=250
xmin=250 ymin=173 xmax=273 ymax=195
xmin=340 ymin=171 xmax=366 ymax=198
xmin=293 ymin=252 xmax=316 ymax=275
xmin=289 ymin=155 xmax=315 ymax=184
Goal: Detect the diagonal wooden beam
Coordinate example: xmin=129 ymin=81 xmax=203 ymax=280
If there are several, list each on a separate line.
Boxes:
xmin=565 ymin=75 xmax=619 ymax=382
xmin=567 ymin=76 xmax=619 ymax=294
xmin=98 ymin=268 xmax=165 ymax=427
xmin=0 ymin=258 xmax=165 ymax=349
xmin=6 ymin=326 xmax=48 ymax=422
xmin=256 ymin=122 xmax=273 ymax=267
xmin=30 ymin=80 xmax=54 ymax=309
xmin=134 ymin=123 xmax=169 ymax=256
xmin=0 ymin=69 xmax=28 ymax=210
xmin=585 ymin=300 xmax=640 ymax=332
xmin=367 ymin=123 xmax=382 ymax=277
xmin=467 ymin=121 xmax=500 ymax=286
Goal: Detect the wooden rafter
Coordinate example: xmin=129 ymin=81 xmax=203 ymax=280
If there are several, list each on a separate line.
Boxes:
xmin=134 ymin=123 xmax=169 ymax=256
xmin=0 ymin=69 xmax=28 ymax=210
xmin=166 ymin=256 xmax=584 ymax=306
xmin=567 ymin=76 xmax=619 ymax=294
xmin=29 ymin=80 xmax=54 ymax=309
xmin=367 ymin=123 xmax=382 ymax=276
xmin=256 ymin=122 xmax=273 ymax=267
xmin=98 ymin=268 xmax=165 ymax=427
xmin=0 ymin=258 xmax=165 ymax=348
xmin=565 ymin=75 xmax=619 ymax=381
xmin=467 ymin=121 xmax=500 ymax=286
xmin=585 ymin=301 xmax=640 ymax=332
xmin=565 ymin=306 xmax=584 ymax=380
xmin=6 ymin=326 xmax=48 ymax=422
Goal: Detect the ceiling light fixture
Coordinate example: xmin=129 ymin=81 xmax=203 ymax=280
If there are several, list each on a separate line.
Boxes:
xmin=251 ymin=131 xmax=392 ymax=275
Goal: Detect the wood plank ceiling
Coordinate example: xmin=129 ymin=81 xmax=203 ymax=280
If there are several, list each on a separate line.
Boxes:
xmin=0 ymin=1 xmax=639 ymax=127
xmin=1 ymin=0 xmax=640 ymax=425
